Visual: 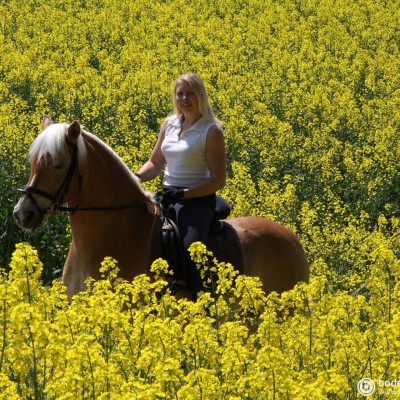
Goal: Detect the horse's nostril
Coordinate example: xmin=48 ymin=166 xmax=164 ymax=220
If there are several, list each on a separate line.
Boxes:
xmin=25 ymin=210 xmax=36 ymax=224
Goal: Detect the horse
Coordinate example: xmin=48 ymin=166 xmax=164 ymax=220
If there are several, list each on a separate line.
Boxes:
xmin=13 ymin=117 xmax=309 ymax=301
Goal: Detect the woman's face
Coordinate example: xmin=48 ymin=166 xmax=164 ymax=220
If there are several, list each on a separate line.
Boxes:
xmin=174 ymin=80 xmax=200 ymax=115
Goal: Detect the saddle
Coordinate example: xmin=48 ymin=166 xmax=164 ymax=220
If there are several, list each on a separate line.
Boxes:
xmin=148 ymin=204 xmax=244 ymax=282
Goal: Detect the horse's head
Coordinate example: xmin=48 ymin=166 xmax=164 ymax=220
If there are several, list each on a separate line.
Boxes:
xmin=13 ymin=116 xmax=86 ymax=232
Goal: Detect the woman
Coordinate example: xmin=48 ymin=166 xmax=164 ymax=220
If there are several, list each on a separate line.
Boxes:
xmin=135 ymin=73 xmax=228 ymax=299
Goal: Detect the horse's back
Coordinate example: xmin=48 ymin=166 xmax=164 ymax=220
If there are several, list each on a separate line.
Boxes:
xmin=226 ymin=216 xmax=309 ymax=294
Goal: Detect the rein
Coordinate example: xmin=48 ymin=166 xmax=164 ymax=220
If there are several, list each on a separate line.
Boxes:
xmin=58 ymin=204 xmax=144 ymax=213
xmin=18 ymin=138 xmax=149 ymax=215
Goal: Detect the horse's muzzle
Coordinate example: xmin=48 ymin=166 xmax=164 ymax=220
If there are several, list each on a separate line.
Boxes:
xmin=13 ymin=197 xmax=45 ymax=232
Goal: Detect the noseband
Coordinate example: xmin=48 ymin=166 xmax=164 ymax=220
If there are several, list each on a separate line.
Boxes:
xmin=18 ymin=138 xmax=145 ymax=215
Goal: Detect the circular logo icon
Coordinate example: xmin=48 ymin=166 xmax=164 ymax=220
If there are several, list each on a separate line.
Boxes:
xmin=357 ymin=378 xmax=376 ymax=396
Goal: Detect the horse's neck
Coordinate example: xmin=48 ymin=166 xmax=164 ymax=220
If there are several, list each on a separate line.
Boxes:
xmin=78 ymin=133 xmax=151 ymax=206
xmin=66 ymin=136 xmax=154 ymax=245
xmin=66 ymin=133 xmax=156 ymax=268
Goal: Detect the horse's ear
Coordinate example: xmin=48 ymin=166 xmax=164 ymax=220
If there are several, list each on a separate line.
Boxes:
xmin=41 ymin=115 xmax=54 ymax=130
xmin=66 ymin=121 xmax=81 ymax=143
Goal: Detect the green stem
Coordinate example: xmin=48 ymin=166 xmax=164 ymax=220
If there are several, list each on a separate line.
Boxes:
xmin=27 ymin=316 xmax=39 ymax=399
xmin=0 ymin=298 xmax=7 ymax=374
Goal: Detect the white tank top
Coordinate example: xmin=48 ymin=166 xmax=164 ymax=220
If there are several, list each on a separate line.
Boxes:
xmin=161 ymin=115 xmax=215 ymax=187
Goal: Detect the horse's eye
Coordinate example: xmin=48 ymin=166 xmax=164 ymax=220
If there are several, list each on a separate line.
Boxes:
xmin=54 ymin=163 xmax=65 ymax=170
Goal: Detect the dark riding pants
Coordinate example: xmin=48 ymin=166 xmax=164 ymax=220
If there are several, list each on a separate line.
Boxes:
xmin=167 ymin=193 xmax=230 ymax=300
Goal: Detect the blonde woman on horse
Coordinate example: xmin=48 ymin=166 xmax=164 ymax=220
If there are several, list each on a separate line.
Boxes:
xmin=136 ymin=73 xmax=229 ymax=299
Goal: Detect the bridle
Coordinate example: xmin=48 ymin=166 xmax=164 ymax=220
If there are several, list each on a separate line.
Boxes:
xmin=18 ymin=138 xmax=148 ymax=216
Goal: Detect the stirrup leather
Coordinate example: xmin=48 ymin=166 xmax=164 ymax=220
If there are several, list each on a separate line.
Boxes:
xmin=161 ymin=213 xmax=187 ymax=281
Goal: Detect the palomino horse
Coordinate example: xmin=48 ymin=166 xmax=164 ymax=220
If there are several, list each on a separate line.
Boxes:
xmin=13 ymin=117 xmax=309 ymax=301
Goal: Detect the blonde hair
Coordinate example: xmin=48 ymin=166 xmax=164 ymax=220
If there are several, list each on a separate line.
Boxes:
xmin=172 ymin=73 xmax=221 ymax=127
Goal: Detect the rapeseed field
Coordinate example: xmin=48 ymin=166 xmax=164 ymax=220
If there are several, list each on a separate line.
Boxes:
xmin=0 ymin=0 xmax=399 ymax=398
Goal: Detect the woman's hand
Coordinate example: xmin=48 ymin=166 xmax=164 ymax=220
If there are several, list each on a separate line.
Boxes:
xmin=160 ymin=187 xmax=184 ymax=207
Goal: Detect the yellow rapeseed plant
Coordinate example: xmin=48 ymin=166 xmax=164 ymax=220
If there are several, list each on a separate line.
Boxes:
xmin=0 ymin=242 xmax=399 ymax=399
xmin=1 ymin=0 xmax=400 ymax=398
